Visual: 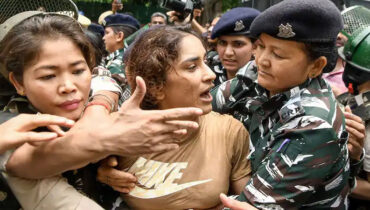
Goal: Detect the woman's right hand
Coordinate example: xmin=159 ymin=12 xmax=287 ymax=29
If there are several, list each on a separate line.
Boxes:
xmin=0 ymin=113 xmax=75 ymax=154
xmin=97 ymin=156 xmax=137 ymax=193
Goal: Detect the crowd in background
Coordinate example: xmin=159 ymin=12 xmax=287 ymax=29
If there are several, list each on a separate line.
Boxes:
xmin=0 ymin=0 xmax=369 ymax=209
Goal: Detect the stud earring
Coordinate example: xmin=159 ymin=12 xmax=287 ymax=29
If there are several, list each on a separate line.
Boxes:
xmin=18 ymin=90 xmax=25 ymax=96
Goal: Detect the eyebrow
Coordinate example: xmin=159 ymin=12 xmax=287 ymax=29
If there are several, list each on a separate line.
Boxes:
xmin=34 ymin=60 xmax=86 ymax=72
xmin=181 ymin=56 xmax=201 ymax=63
xmin=258 ymin=38 xmax=283 ymax=51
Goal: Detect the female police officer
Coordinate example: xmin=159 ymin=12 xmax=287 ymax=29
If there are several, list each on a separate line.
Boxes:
xmin=213 ymin=0 xmax=350 ymax=208
xmin=209 ymin=7 xmax=260 ymax=86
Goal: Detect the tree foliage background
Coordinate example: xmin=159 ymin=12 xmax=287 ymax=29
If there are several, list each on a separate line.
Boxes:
xmin=73 ymin=0 xmax=241 ymax=24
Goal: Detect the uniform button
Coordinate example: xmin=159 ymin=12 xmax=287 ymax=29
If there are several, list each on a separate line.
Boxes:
xmin=258 ymin=110 xmax=265 ymax=115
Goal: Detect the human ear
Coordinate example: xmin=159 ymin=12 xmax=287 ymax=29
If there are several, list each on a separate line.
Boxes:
xmin=308 ymin=56 xmax=327 ymax=78
xmin=9 ymin=72 xmax=26 ymax=96
xmin=116 ymin=31 xmax=125 ymax=42
xmin=155 ymin=87 xmax=165 ymax=101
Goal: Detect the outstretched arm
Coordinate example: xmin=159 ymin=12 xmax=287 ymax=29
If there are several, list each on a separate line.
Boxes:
xmin=6 ymin=77 xmax=202 ymax=178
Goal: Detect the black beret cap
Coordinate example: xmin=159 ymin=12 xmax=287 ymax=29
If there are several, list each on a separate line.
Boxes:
xmin=211 ymin=7 xmax=260 ymax=39
xmin=102 ymin=13 xmax=140 ymax=30
xmin=88 ymin=23 xmax=105 ymax=37
xmin=250 ymin=0 xmax=343 ymax=43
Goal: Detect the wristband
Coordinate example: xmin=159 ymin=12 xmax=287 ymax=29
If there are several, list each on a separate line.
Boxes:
xmin=85 ymin=101 xmax=110 ymax=113
xmin=89 ymin=94 xmax=115 ymax=112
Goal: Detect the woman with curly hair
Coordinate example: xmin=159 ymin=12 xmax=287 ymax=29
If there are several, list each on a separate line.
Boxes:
xmin=99 ymin=25 xmax=251 ymax=209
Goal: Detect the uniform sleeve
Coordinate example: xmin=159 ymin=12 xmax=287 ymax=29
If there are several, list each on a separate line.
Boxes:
xmin=106 ymin=58 xmax=124 ymax=75
xmin=229 ymin=119 xmax=251 ymax=181
xmin=90 ymin=75 xmax=123 ymax=97
xmin=211 ymin=77 xmax=241 ymax=113
xmin=238 ymin=116 xmax=349 ymax=209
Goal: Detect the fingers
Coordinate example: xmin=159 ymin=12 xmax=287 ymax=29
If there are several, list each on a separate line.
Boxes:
xmin=166 ymin=11 xmax=180 ymax=23
xmin=112 ymin=185 xmax=133 ymax=194
xmin=345 ymin=117 xmax=366 ymax=145
xmin=107 ymin=156 xmax=118 ymax=167
xmin=98 ymin=166 xmax=137 ymax=183
xmin=47 ymin=125 xmax=65 ymax=137
xmin=154 ymin=120 xmax=199 ymax=134
xmin=220 ymin=193 xmax=254 ymax=210
xmin=173 ymin=129 xmax=188 ymax=135
xmin=344 ymin=111 xmax=363 ymax=124
xmin=346 ymin=124 xmax=366 ymax=146
xmin=19 ymin=114 xmax=75 ymax=131
xmin=97 ymin=165 xmax=137 ymax=193
xmin=344 ymin=105 xmax=352 ymax=114
xmin=153 ymin=107 xmax=203 ymax=122
xmin=120 ymin=76 xmax=146 ymax=110
xmin=20 ymin=131 xmax=58 ymax=145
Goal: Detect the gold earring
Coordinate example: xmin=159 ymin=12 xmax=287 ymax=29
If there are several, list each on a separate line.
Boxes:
xmin=18 ymin=90 xmax=25 ymax=96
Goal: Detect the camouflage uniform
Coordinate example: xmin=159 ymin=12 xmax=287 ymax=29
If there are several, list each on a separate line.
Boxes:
xmin=206 ymin=51 xmax=226 ymax=87
xmin=338 ymin=91 xmax=370 ymax=210
xmin=103 ymin=48 xmax=125 ymax=75
xmin=212 ymin=61 xmax=350 ymax=209
xmin=101 ymin=48 xmax=130 ymax=102
xmin=207 ymin=51 xmax=258 ymax=87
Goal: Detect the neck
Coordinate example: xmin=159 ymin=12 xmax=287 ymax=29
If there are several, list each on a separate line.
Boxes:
xmin=178 ymin=115 xmax=202 ymax=144
xmin=110 ymin=44 xmax=124 ymax=53
xmin=332 ymin=58 xmax=344 ymax=73
xmin=226 ymin=71 xmax=237 ymax=80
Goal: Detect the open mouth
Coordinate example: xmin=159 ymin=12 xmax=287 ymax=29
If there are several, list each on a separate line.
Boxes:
xmin=200 ymin=88 xmax=213 ymax=102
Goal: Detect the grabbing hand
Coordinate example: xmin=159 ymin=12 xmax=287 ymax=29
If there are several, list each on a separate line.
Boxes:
xmin=0 ymin=114 xmax=74 ymax=154
xmin=344 ymin=106 xmax=366 ymax=161
xmin=84 ymin=76 xmax=202 ymax=156
xmin=97 ymin=156 xmax=137 ymax=193
xmin=166 ymin=11 xmax=191 ymax=25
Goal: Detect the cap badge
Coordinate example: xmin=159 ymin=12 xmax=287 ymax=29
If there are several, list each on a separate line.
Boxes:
xmin=102 ymin=19 xmax=106 ymax=26
xmin=234 ymin=20 xmax=245 ymax=32
xmin=277 ymin=23 xmax=295 ymax=38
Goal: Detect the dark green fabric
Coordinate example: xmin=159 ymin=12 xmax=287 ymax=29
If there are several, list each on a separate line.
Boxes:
xmin=212 ymin=61 xmax=350 ymax=209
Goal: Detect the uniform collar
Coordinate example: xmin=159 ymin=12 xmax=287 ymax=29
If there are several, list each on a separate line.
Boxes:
xmin=106 ymin=48 xmax=125 ymax=60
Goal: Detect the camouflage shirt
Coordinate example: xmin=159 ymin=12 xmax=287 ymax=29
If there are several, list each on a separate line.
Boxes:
xmin=208 ymin=52 xmax=258 ymax=87
xmin=212 ymin=62 xmax=350 ymax=209
xmin=103 ymin=48 xmax=125 ymax=75
xmin=101 ymin=48 xmax=131 ymax=103
xmin=207 ymin=51 xmax=227 ymax=87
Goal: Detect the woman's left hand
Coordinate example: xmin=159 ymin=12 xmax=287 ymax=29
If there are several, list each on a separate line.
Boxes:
xmin=344 ymin=106 xmax=366 ymax=161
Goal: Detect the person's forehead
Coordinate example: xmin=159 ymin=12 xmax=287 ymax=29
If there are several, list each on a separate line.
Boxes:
xmin=219 ymin=35 xmax=249 ymax=42
xmin=151 ymin=16 xmax=164 ymax=21
xmin=178 ymin=35 xmax=205 ymax=57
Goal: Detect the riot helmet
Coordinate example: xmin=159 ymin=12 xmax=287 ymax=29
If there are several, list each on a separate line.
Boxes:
xmin=339 ymin=6 xmax=370 ymax=95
